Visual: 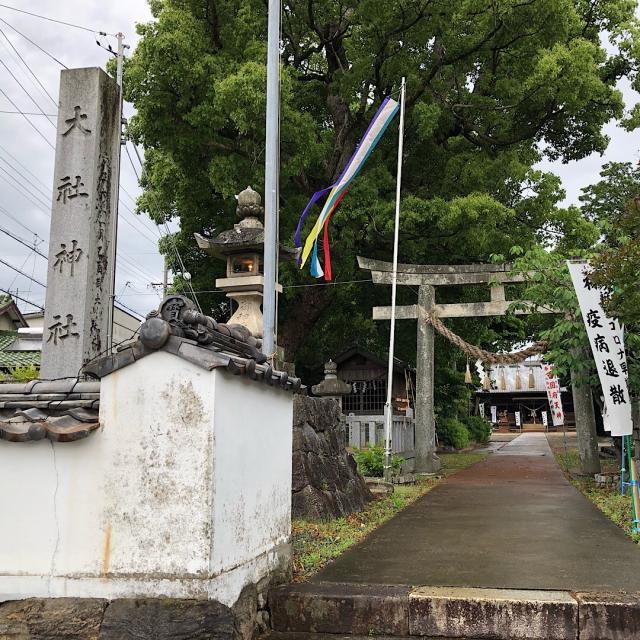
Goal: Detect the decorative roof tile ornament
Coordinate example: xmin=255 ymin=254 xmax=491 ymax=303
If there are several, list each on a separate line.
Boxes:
xmin=83 ymin=295 xmax=302 ymax=392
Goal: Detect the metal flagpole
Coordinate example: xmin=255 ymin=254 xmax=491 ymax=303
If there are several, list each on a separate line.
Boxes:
xmin=383 ymin=77 xmax=406 ymax=481
xmin=262 ymin=0 xmax=281 ymax=361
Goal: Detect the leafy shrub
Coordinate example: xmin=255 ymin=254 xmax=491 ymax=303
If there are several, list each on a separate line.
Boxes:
xmin=352 ymin=445 xmax=404 ymax=478
xmin=437 ymin=418 xmax=470 ymax=450
xmin=9 ymin=364 xmax=40 ymax=383
xmin=463 ymin=415 xmax=492 ymax=444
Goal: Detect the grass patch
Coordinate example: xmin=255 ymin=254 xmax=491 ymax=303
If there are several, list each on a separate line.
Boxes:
xmin=546 ymin=434 xmax=639 ymax=544
xmin=292 ymin=452 xmax=487 ymax=581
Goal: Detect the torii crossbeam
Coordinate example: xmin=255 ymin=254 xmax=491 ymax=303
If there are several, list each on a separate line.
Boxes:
xmin=358 ymin=256 xmax=552 ymax=473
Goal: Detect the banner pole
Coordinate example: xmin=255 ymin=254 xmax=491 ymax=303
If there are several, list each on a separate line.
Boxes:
xmin=383 ymin=77 xmax=406 ymax=482
xmin=628 ymin=435 xmax=640 ymax=532
xmin=621 ymin=435 xmax=627 ymax=496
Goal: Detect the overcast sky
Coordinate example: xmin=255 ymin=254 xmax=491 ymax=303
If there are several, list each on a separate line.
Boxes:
xmin=0 ymin=1 xmax=639 ymax=321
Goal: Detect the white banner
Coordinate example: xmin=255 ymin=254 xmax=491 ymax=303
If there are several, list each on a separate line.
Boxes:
xmin=541 ymin=411 xmax=548 ymax=427
xmin=491 ymin=405 xmax=497 ymax=424
xmin=542 ymin=363 xmax=565 ymax=426
xmin=567 ymin=261 xmax=632 ymax=436
xmin=479 ymin=403 xmax=485 ymax=418
xmin=515 ymin=411 xmax=521 ymax=427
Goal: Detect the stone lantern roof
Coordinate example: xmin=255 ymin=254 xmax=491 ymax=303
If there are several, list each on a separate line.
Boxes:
xmin=194 ymin=186 xmax=297 ymax=261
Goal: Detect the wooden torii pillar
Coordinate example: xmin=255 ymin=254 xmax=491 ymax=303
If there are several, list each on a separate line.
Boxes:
xmin=358 ymin=257 xmax=550 ymax=474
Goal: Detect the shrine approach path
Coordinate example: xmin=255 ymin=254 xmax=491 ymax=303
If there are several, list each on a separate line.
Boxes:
xmin=315 ymin=432 xmax=640 ymax=591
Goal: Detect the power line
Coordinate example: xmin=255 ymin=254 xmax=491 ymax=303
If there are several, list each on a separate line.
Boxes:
xmin=0 ymin=109 xmax=55 ymax=115
xmin=0 ymin=163 xmax=51 ymax=209
xmin=0 ymin=287 xmax=42 ymax=310
xmin=118 ymin=159 xmax=164 ymax=239
xmin=0 ymin=85 xmax=54 ymax=149
xmin=0 ymin=170 xmax=51 ymax=214
xmin=0 ymin=246 xmax=146 ymax=321
xmin=117 ymin=279 xmax=376 ymax=295
xmin=6 ymin=250 xmax=33 ymax=293
xmin=0 ymin=18 xmax=68 ymax=69
xmin=113 ymin=300 xmax=144 ymax=321
xmin=0 ymin=55 xmax=55 ymax=127
xmin=0 ymin=4 xmax=114 ymax=35
xmin=0 ymin=142 xmax=50 ymax=192
xmin=0 ymin=153 xmax=51 ymax=201
xmin=125 ymin=142 xmax=202 ymax=312
xmin=0 ymin=23 xmax=57 ymax=106
xmin=0 ymin=223 xmax=46 ymax=257
xmin=0 ymin=204 xmax=47 ymax=240
xmin=0 ymin=210 xmax=159 ymax=290
xmin=0 ymin=255 xmax=45 ymax=287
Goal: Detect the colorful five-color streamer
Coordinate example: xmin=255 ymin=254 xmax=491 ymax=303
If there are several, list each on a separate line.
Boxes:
xmin=294 ymin=97 xmax=400 ymax=280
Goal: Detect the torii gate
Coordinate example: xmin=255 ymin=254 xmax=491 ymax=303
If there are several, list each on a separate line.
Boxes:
xmin=358 ymin=257 xmax=552 ymax=473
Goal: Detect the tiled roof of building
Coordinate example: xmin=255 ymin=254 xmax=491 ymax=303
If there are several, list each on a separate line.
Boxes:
xmin=0 ymin=331 xmax=40 ymax=370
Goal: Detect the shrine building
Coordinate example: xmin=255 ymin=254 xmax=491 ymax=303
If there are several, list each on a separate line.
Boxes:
xmin=475 ymin=358 xmax=576 ymax=432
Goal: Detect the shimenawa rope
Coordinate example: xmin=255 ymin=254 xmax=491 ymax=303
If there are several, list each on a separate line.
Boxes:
xmin=418 ymin=307 xmax=548 ymax=365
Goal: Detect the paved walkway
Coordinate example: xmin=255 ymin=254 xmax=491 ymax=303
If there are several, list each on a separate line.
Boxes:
xmin=316 ymin=433 xmax=640 ymax=591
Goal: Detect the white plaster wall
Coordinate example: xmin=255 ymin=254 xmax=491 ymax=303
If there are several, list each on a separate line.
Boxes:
xmin=211 ymin=373 xmax=293 ymax=575
xmin=0 ymin=351 xmax=293 ymax=606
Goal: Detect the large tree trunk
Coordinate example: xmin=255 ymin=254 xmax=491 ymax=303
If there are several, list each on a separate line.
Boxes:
xmin=571 ymin=377 xmax=601 ymax=475
xmin=277 ymin=287 xmax=332 ymax=359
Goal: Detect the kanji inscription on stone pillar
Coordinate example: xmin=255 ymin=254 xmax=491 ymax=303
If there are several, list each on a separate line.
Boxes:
xmin=40 ymin=68 xmax=120 ymax=379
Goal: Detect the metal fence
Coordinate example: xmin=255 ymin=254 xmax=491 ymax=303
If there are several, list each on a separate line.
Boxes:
xmin=343 ymin=414 xmax=415 ymax=459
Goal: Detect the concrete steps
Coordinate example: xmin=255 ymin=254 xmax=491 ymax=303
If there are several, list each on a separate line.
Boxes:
xmin=268 ymin=582 xmax=640 ymax=640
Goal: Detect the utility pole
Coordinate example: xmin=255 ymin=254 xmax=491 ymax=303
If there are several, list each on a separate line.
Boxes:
xmin=163 ymin=256 xmax=169 ymax=298
xmin=262 ymin=0 xmax=281 ymax=361
xmin=107 ymin=32 xmax=128 ymax=354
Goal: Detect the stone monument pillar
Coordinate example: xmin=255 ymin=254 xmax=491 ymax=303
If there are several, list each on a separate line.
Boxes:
xmin=40 ymin=68 xmax=120 ymax=380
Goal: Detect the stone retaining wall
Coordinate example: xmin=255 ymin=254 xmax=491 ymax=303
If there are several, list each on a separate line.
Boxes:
xmin=0 ymin=582 xmax=277 ymax=640
xmin=292 ymin=396 xmax=373 ymax=520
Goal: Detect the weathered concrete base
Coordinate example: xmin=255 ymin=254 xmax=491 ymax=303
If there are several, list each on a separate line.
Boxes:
xmin=409 ymin=586 xmax=577 ymax=640
xmin=269 ymin=582 xmax=640 ymax=640
xmin=270 ymin=583 xmax=410 ymax=636
xmin=576 ymin=591 xmax=640 ymax=640
xmin=0 ymin=541 xmax=291 ymax=607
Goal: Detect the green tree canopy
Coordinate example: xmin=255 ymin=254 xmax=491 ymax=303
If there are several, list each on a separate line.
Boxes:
xmin=124 ymin=0 xmax=640 ymax=399
xmin=579 ymin=162 xmax=640 ymax=326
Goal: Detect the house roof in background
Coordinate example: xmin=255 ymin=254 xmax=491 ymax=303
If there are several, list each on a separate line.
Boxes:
xmin=328 ymin=345 xmax=413 ymax=375
xmin=0 ymin=296 xmax=27 ymax=329
xmin=0 ymin=331 xmax=41 ymax=370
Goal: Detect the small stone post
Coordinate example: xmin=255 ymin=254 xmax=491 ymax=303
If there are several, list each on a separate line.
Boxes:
xmin=415 ymin=285 xmax=441 ymax=473
xmin=41 ymin=68 xmax=120 ymax=379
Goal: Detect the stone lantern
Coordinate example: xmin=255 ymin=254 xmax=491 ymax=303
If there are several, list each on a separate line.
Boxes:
xmin=195 ymin=186 xmax=295 ymax=339
xmin=312 ymin=359 xmax=351 ymax=408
